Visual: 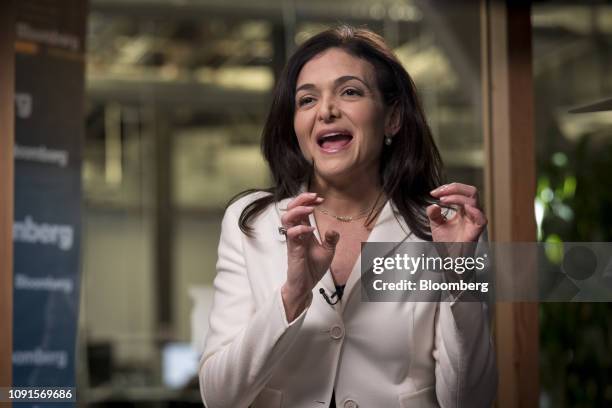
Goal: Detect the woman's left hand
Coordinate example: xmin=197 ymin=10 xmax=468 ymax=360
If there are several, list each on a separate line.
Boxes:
xmin=427 ymin=182 xmax=487 ymax=243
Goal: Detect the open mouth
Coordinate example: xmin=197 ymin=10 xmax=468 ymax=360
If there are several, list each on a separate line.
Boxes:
xmin=316 ymin=132 xmax=353 ymax=152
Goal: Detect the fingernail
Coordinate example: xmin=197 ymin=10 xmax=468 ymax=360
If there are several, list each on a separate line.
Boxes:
xmin=308 ymin=192 xmax=317 ymax=197
xmin=440 ymin=196 xmax=447 ymax=201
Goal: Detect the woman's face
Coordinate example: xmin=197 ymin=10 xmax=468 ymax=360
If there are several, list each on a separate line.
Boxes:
xmin=293 ymin=47 xmax=396 ymax=184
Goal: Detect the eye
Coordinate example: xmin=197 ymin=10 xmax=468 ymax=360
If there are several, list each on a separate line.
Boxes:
xmin=297 ymin=96 xmax=315 ymax=107
xmin=342 ymin=88 xmax=363 ymax=97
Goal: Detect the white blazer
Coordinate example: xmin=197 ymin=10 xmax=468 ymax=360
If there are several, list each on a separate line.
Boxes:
xmin=199 ymin=192 xmax=497 ymax=408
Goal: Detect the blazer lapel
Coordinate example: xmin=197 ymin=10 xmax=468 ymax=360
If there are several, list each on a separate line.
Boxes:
xmin=338 ymin=201 xmax=413 ymax=313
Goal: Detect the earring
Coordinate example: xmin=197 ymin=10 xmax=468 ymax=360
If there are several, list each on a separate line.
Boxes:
xmin=384 ymin=135 xmax=393 ymax=146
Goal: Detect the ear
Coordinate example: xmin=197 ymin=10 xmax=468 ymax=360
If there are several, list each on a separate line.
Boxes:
xmin=384 ymin=102 xmax=401 ymax=138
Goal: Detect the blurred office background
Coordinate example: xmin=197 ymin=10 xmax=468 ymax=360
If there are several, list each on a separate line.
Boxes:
xmin=532 ymin=2 xmax=612 ymax=407
xmin=77 ymin=0 xmax=612 ymax=406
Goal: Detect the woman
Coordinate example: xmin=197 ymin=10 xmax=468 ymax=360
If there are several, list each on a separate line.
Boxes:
xmin=199 ymin=25 xmax=496 ymax=408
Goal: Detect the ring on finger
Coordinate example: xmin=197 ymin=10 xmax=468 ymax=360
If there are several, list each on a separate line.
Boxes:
xmin=441 ymin=209 xmax=449 ymax=222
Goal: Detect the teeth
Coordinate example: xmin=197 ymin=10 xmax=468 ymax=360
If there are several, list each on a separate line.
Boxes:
xmin=317 ymin=132 xmax=352 ymax=146
xmin=320 ymin=132 xmax=350 ymax=140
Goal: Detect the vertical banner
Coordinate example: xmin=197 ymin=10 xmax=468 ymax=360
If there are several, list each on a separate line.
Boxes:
xmin=12 ymin=0 xmax=87 ymax=401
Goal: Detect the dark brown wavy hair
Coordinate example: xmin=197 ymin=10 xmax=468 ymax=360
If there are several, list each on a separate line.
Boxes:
xmin=230 ymin=24 xmax=444 ymax=241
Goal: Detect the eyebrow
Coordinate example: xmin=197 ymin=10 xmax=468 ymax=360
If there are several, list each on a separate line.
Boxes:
xmin=295 ymin=75 xmax=372 ymax=94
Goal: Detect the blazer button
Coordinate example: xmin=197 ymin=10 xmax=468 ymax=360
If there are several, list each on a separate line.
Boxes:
xmin=330 ymin=325 xmax=344 ymax=339
xmin=343 ymin=399 xmax=358 ymax=408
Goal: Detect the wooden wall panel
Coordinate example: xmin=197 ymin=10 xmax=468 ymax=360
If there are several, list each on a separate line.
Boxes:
xmin=0 ymin=0 xmax=15 ymax=398
xmin=481 ymin=1 xmax=539 ymax=407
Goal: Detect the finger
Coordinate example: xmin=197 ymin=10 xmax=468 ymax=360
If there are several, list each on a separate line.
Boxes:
xmin=322 ymin=230 xmax=340 ymax=251
xmin=281 ymin=206 xmax=314 ymax=227
xmin=286 ymin=192 xmax=323 ymax=210
xmin=431 ymin=182 xmax=478 ymax=199
xmin=426 ymin=204 xmax=447 ymax=225
xmin=464 ymin=204 xmax=487 ymax=227
xmin=438 ymin=194 xmax=477 ymax=208
xmin=286 ymin=225 xmax=316 ymax=243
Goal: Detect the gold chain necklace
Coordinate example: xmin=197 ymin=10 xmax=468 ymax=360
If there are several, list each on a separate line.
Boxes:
xmin=316 ymin=206 xmax=372 ymax=223
xmin=316 ymin=197 xmax=388 ymax=223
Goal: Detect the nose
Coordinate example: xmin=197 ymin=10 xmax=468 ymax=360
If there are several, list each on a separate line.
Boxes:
xmin=317 ymin=95 xmax=340 ymax=122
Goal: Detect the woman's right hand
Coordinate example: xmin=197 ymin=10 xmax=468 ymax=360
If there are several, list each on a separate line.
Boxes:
xmin=280 ymin=192 xmax=339 ymax=321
